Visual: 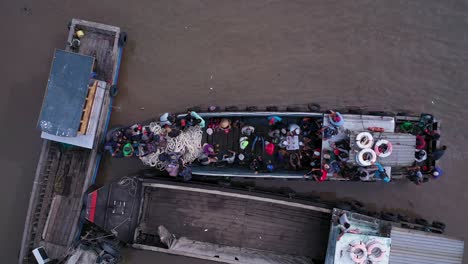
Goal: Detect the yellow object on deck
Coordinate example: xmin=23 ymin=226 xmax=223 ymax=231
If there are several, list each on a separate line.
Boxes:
xmin=76 ymin=30 xmax=85 ymax=38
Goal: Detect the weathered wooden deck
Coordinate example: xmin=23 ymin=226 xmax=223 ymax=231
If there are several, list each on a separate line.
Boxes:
xmin=138 ymin=184 xmax=331 ymax=260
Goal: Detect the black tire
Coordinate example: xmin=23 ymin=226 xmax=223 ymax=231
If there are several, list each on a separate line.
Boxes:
xmin=246 ymin=106 xmax=258 ymax=111
xmin=187 ymin=106 xmax=202 ymax=112
xmin=336 ymin=202 xmax=352 ymax=211
xmin=118 ymin=32 xmax=128 ymax=47
xmin=380 ymin=212 xmax=399 ymax=222
xmin=430 ymin=229 xmax=443 ymax=234
xmin=286 ymin=106 xmax=302 ymax=112
xmin=266 ymin=106 xmax=278 ymax=111
xmin=369 ymin=111 xmax=394 ymax=116
xmin=367 ymin=211 xmax=380 ymax=218
xmin=415 ymin=218 xmax=429 ymax=226
xmin=401 ymin=223 xmax=411 ymax=229
xmin=279 ymin=187 xmax=295 ymax=196
xmin=143 ymin=169 xmax=158 ymax=178
xmin=432 ymin=221 xmax=446 ymax=230
xmin=218 ymin=180 xmax=231 ymax=187
xmin=307 ymin=103 xmax=321 ymax=112
xmin=110 ymin=85 xmax=118 ymax=97
xmin=225 ymin=106 xmax=239 ymax=111
xmin=349 ymin=200 xmax=364 ymax=209
xmin=413 ymin=225 xmax=428 ymax=232
xmin=397 ymin=214 xmax=410 ymax=223
xmin=355 ymin=208 xmax=369 ymax=215
xmin=347 ymin=107 xmax=363 ymax=115
xmin=207 ymin=106 xmax=220 ymax=112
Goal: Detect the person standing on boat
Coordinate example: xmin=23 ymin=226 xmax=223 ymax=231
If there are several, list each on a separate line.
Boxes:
xmin=371 ymin=162 xmax=390 ymax=182
xmin=336 ymin=212 xmax=360 ymax=240
xmin=329 ymin=110 xmax=344 ymax=127
xmin=304 ymin=167 xmax=327 ymax=182
xmin=407 ymin=165 xmax=425 ymax=185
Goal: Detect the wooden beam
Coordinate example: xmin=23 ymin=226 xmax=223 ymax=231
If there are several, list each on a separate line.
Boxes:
xmin=78 ymin=80 xmax=97 ymax=134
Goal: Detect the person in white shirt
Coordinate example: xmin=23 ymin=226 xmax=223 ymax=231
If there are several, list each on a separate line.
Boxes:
xmin=337 ymin=212 xmax=359 ymax=240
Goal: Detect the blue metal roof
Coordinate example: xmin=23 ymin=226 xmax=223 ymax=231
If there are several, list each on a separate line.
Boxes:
xmin=38 ymin=49 xmax=94 ymax=137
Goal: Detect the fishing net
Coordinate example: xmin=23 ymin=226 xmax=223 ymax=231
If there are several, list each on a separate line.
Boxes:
xmin=139 ymin=122 xmax=203 ymax=170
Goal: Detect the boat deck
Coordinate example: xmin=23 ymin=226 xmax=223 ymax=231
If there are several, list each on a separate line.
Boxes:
xmin=137 ymin=182 xmax=331 ymax=260
xmin=198 ymin=114 xmax=323 ymax=178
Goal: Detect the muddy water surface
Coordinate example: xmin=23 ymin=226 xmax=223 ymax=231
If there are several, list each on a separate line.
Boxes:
xmin=1 ymin=0 xmax=468 ymax=263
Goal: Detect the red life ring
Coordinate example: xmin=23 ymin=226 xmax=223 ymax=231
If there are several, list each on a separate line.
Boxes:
xmin=416 ymin=135 xmax=426 ymax=150
xmin=367 ymin=241 xmax=386 ymax=262
xmin=374 ymin=140 xmax=393 ymax=158
xmin=349 ymin=242 xmax=368 ymax=263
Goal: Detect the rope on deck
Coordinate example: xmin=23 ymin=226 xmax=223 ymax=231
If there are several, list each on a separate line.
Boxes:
xmin=140 ymin=122 xmax=203 ymax=170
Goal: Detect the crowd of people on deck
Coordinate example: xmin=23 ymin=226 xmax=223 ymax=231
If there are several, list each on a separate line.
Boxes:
xmin=199 ymin=114 xmax=326 ymax=176
xmin=104 ymin=111 xmax=206 ymax=180
xmin=104 ymin=112 xmax=203 ymax=158
xmin=103 ymin=108 xmax=447 ymax=184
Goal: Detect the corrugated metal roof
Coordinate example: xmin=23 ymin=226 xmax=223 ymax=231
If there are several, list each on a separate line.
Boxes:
xmin=38 ymin=49 xmax=94 ymax=137
xmin=349 ymin=132 xmax=416 ymax=166
xmin=390 ymin=227 xmax=464 ymax=264
xmin=338 ymin=114 xmax=396 ymax=132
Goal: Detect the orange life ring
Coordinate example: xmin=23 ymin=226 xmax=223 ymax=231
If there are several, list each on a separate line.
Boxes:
xmin=368 ymin=127 xmax=385 ymax=132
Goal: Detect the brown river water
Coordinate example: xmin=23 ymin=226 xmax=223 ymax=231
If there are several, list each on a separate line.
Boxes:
xmin=1 ymin=0 xmax=468 ymax=263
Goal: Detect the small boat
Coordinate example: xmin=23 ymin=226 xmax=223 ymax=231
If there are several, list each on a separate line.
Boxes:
xmin=82 ymin=177 xmax=461 ymax=264
xmin=106 ymin=108 xmax=441 ymax=182
xmin=20 ymin=19 xmax=126 ymax=263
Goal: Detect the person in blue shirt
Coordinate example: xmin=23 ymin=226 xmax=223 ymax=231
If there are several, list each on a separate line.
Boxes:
xmin=372 ymin=162 xmax=390 ymax=182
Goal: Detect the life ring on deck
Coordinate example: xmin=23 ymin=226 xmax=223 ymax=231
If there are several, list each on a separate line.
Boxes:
xmin=356 ymin=132 xmax=374 ymax=149
xmin=416 ymin=135 xmax=426 ymax=150
xmin=349 ymin=242 xmax=368 ymax=263
xmin=415 ymin=150 xmax=427 ymax=162
xmin=374 ymin=139 xmax=393 ymax=158
xmin=356 ymin=149 xmax=377 ymax=166
xmin=367 ymin=241 xmax=386 ymax=262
